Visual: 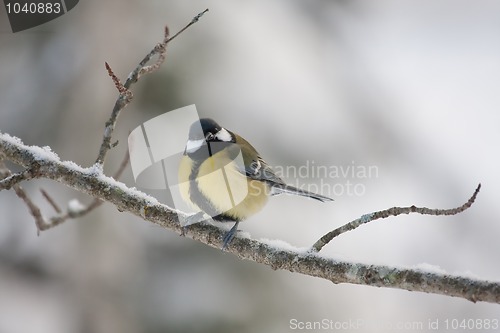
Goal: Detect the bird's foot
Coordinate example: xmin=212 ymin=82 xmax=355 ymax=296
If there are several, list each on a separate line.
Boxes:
xmin=222 ymin=221 xmax=240 ymax=251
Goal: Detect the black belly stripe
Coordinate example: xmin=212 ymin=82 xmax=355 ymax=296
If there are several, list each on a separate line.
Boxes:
xmin=188 ymin=159 xmax=236 ymax=222
xmin=186 ymin=141 xmax=241 ymax=222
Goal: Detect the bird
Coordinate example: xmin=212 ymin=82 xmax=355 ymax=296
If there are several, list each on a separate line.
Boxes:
xmin=178 ymin=118 xmax=333 ymax=249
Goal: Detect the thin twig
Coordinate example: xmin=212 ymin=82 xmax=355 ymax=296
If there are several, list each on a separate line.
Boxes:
xmin=1 ymin=149 xmax=130 ymax=232
xmin=68 ymin=149 xmax=130 ymax=218
xmin=137 ymin=27 xmax=169 ymax=78
xmin=41 ymin=188 xmax=62 ymax=213
xmin=14 ymin=185 xmax=46 ymax=234
xmin=0 ymin=167 xmax=36 ymax=190
xmin=311 ymin=183 xmax=482 ymax=252
xmin=0 ymin=161 xmax=46 ymax=234
xmin=105 ymin=62 xmax=131 ymax=98
xmin=95 ymin=9 xmax=209 ymax=166
xmin=44 ymin=150 xmax=131 ymax=228
xmin=166 ymin=8 xmax=209 ymax=44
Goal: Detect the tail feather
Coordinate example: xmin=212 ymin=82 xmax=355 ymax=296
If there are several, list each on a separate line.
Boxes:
xmin=271 ymin=184 xmax=333 ymax=202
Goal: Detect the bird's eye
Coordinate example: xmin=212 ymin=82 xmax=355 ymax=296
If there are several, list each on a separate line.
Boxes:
xmin=206 ymin=133 xmax=214 ymax=141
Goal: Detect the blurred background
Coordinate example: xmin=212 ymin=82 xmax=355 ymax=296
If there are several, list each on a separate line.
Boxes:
xmin=1 ymin=0 xmax=499 ymax=332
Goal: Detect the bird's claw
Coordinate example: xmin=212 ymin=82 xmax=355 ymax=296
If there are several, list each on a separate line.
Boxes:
xmin=221 ymin=221 xmax=240 ymax=251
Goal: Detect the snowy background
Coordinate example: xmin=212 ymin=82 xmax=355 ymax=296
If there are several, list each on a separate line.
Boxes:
xmin=1 ymin=1 xmax=499 ymax=332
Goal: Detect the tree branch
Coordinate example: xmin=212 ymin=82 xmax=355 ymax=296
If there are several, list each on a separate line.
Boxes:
xmin=0 ymin=142 xmax=130 ymax=232
xmin=95 ymin=9 xmax=209 ymax=166
xmin=311 ymin=184 xmax=481 ymax=252
xmin=0 ymin=132 xmax=498 ymax=304
xmin=0 ymin=161 xmax=45 ymax=233
xmin=1 ymin=10 xmax=498 ymax=305
xmin=0 ymin=165 xmax=38 ymax=190
xmin=39 ymin=149 xmax=131 ymax=230
xmin=40 ymin=188 xmax=62 ymax=213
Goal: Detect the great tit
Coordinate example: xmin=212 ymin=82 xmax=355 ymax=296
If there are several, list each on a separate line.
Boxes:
xmin=178 ymin=118 xmax=333 ymax=249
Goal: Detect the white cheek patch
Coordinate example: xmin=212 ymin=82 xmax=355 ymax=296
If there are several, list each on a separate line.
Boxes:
xmin=215 ymin=128 xmax=232 ymax=142
xmin=185 ymin=139 xmax=205 ymax=153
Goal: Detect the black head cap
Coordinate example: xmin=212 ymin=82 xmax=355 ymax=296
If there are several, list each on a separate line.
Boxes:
xmin=189 ymin=118 xmax=236 ymax=144
xmin=188 ymin=118 xmax=220 ymax=140
xmin=199 ymin=118 xmax=221 ymax=136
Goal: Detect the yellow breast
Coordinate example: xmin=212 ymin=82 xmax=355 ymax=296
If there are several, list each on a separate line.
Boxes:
xmin=178 ymin=152 xmax=269 ymax=221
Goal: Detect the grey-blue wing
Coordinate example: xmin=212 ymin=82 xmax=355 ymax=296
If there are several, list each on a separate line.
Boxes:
xmin=243 ymin=156 xmax=333 ymax=201
xmin=245 ymin=156 xmax=286 ymax=186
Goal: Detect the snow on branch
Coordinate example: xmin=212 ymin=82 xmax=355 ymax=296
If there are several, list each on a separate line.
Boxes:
xmin=1 ymin=131 xmax=499 ymax=304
